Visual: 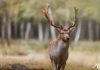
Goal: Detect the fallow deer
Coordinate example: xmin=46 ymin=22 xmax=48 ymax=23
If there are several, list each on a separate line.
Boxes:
xmin=42 ymin=5 xmax=78 ymax=70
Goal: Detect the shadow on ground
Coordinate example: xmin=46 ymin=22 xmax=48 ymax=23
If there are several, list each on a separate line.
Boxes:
xmin=0 ymin=64 xmax=45 ymax=70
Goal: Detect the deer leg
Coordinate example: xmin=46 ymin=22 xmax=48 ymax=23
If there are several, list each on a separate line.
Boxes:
xmin=53 ymin=62 xmax=57 ymax=70
xmin=61 ymin=62 xmax=66 ymax=70
xmin=57 ymin=64 xmax=61 ymax=70
xmin=50 ymin=57 xmax=56 ymax=70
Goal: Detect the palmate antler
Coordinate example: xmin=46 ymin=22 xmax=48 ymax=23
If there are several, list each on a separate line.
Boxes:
xmin=42 ymin=5 xmax=78 ymax=33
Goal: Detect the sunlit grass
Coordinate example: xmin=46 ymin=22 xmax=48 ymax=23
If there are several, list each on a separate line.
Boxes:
xmin=0 ymin=40 xmax=100 ymax=55
xmin=0 ymin=40 xmax=99 ymax=60
xmin=0 ymin=40 xmax=99 ymax=70
xmin=70 ymin=41 xmax=100 ymax=53
xmin=0 ymin=39 xmax=47 ymax=55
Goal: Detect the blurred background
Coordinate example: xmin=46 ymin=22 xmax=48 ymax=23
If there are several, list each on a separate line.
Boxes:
xmin=0 ymin=0 xmax=100 ymax=70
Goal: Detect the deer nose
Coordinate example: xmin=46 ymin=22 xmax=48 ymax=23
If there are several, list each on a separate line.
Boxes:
xmin=64 ymin=36 xmax=70 ymax=40
xmin=66 ymin=36 xmax=70 ymax=40
xmin=67 ymin=37 xmax=70 ymax=40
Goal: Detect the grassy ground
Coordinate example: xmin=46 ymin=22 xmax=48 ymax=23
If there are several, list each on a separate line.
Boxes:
xmin=0 ymin=40 xmax=100 ymax=70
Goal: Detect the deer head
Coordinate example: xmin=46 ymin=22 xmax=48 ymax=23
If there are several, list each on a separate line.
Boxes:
xmin=42 ymin=5 xmax=78 ymax=42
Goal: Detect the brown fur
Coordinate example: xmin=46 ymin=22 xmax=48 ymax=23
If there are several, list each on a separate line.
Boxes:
xmin=49 ymin=33 xmax=70 ymax=70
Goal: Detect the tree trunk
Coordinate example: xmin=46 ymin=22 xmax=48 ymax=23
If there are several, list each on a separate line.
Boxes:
xmin=50 ymin=26 xmax=56 ymax=39
xmin=74 ymin=21 xmax=81 ymax=42
xmin=20 ymin=22 xmax=24 ymax=39
xmin=38 ymin=23 xmax=43 ymax=41
xmin=48 ymin=7 xmax=56 ymax=40
xmin=95 ymin=23 xmax=99 ymax=40
xmin=6 ymin=19 xmax=11 ymax=45
xmin=1 ymin=23 xmax=5 ymax=40
xmin=25 ymin=22 xmax=31 ymax=40
xmin=14 ymin=22 xmax=17 ymax=38
xmin=44 ymin=24 xmax=49 ymax=41
xmin=88 ymin=20 xmax=93 ymax=41
xmin=1 ymin=16 xmax=6 ymax=44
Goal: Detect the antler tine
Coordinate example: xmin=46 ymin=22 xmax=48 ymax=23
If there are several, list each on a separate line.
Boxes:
xmin=42 ymin=5 xmax=63 ymax=30
xmin=42 ymin=7 xmax=50 ymax=22
xmin=65 ymin=7 xmax=78 ymax=32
